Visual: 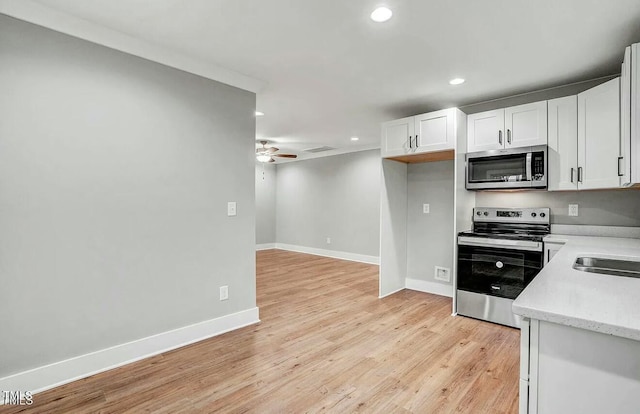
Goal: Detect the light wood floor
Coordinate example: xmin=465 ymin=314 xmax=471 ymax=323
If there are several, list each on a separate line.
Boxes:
xmin=3 ymin=250 xmax=520 ymax=413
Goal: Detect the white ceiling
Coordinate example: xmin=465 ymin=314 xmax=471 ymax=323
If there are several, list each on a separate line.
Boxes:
xmin=10 ymin=0 xmax=640 ymax=156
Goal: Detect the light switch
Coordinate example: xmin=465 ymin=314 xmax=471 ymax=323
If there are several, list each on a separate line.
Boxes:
xmin=227 ymin=202 xmax=237 ymax=216
xmin=219 ymin=286 xmax=229 ymax=301
xmin=423 ymin=204 xmax=430 ymax=214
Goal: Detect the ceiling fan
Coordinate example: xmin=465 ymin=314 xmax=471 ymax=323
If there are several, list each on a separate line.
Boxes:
xmin=256 ymin=140 xmax=297 ymax=163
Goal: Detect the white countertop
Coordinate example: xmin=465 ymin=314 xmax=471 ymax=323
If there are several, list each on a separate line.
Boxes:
xmin=512 ymin=234 xmax=640 ymax=341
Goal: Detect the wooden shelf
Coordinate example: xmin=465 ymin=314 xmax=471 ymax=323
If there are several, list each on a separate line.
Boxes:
xmin=385 ymin=149 xmax=455 ymax=164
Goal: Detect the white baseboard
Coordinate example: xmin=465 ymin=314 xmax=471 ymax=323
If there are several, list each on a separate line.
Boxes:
xmin=405 ymin=278 xmax=453 ymax=298
xmin=256 ymin=243 xmax=276 ymax=250
xmin=0 ymin=307 xmax=260 ymax=395
xmin=274 ymin=243 xmax=379 ymax=265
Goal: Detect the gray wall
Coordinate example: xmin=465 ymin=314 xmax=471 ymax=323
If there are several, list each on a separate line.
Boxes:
xmin=407 ymin=161 xmax=455 ymax=284
xmin=476 ymin=189 xmax=640 ymax=226
xmin=275 ymin=150 xmax=381 ymax=256
xmin=255 ymin=163 xmax=276 ymax=244
xmin=0 ymin=16 xmax=256 ymax=377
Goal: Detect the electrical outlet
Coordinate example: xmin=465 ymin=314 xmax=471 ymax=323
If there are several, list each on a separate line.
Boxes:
xmin=219 ymin=286 xmax=229 ymax=301
xmin=423 ymin=204 xmax=430 ymax=214
xmin=568 ymin=204 xmax=579 ymax=217
xmin=326 ymin=237 xmax=331 ymax=244
xmin=227 ymin=202 xmax=237 ymax=217
xmin=434 ymin=266 xmax=451 ymax=282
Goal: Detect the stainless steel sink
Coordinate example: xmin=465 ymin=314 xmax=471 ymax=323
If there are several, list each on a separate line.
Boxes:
xmin=573 ymin=257 xmax=640 ymax=279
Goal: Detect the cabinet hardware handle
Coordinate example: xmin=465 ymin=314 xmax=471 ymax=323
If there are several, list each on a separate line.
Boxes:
xmin=415 ymin=134 xmax=419 ymax=148
xmin=507 ymin=129 xmax=512 ymax=144
xmin=570 ymin=167 xmax=574 ymax=183
xmin=408 ymin=136 xmax=412 ymax=149
xmin=618 ymin=156 xmax=624 ymax=177
xmin=498 ymin=130 xmax=503 ymax=145
xmin=577 ymin=166 xmax=583 ymax=183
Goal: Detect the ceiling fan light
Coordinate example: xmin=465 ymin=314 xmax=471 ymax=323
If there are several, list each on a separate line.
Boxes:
xmin=256 ymin=154 xmax=271 ymax=163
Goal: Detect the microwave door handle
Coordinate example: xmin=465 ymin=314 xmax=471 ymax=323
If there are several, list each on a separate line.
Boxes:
xmin=526 ymin=152 xmax=532 ymax=181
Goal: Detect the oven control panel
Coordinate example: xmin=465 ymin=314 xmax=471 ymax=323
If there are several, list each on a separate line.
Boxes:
xmin=473 ymin=207 xmax=550 ymax=224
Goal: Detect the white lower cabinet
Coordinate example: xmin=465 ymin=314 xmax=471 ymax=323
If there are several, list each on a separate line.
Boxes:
xmin=548 ymin=78 xmax=621 ymax=191
xmin=520 ymin=319 xmax=640 ymax=414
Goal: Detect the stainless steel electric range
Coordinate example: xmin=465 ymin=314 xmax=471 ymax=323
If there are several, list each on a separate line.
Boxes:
xmin=456 ymin=207 xmax=550 ymax=328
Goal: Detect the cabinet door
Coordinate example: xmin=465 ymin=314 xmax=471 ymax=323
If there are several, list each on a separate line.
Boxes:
xmin=381 ymin=116 xmax=414 ymax=158
xmin=620 ymin=47 xmax=631 ymax=186
xmin=467 ymin=109 xmax=505 ymax=152
xmin=414 ymin=108 xmax=455 ymax=153
xmin=577 ymin=78 xmax=621 ymax=190
xmin=505 ymin=101 xmax=548 ymax=148
xmin=536 ymin=320 xmax=640 ymax=414
xmin=548 ymin=96 xmax=578 ymax=191
xmin=633 ymin=43 xmax=640 ymax=185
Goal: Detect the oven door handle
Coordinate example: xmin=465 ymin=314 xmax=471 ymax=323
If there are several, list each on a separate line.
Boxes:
xmin=458 ymin=236 xmax=542 ymax=252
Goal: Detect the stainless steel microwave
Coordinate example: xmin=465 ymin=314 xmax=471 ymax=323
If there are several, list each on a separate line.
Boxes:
xmin=465 ymin=145 xmax=547 ymax=190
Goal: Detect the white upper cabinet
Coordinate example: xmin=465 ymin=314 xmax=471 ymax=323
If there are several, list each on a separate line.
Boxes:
xmin=467 ymin=110 xmax=504 ymax=152
xmin=504 ymin=101 xmax=548 ymax=148
xmin=620 ymin=42 xmax=640 ymax=187
xmin=381 ymin=109 xmax=456 ymax=158
xmin=414 ymin=109 xmax=455 ymax=153
xmin=467 ymin=101 xmax=547 ymax=153
xmin=577 ymin=77 xmax=621 ymax=190
xmin=548 ymin=79 xmax=622 ymax=191
xmin=381 ymin=116 xmax=414 ymax=158
xmin=548 ymin=96 xmax=578 ymax=191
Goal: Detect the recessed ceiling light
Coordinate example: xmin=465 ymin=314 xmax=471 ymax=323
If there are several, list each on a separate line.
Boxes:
xmin=370 ymin=7 xmax=392 ymax=22
xmin=255 ymin=111 xmax=264 ymax=116
xmin=351 ymin=136 xmax=359 ymax=141
xmin=449 ymin=78 xmax=465 ymax=85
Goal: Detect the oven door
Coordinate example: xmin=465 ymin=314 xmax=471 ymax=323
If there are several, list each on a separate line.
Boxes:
xmin=457 ymin=237 xmax=543 ymax=299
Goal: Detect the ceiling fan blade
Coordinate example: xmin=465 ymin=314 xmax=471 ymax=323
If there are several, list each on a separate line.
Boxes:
xmin=273 ymin=154 xmax=297 ymax=158
xmin=268 ymin=157 xmax=276 ymax=163
xmin=266 ymin=147 xmax=278 ymax=153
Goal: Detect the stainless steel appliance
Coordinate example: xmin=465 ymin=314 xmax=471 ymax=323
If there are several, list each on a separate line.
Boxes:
xmin=457 ymin=207 xmax=550 ymax=328
xmin=465 ymin=145 xmax=547 ymax=190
